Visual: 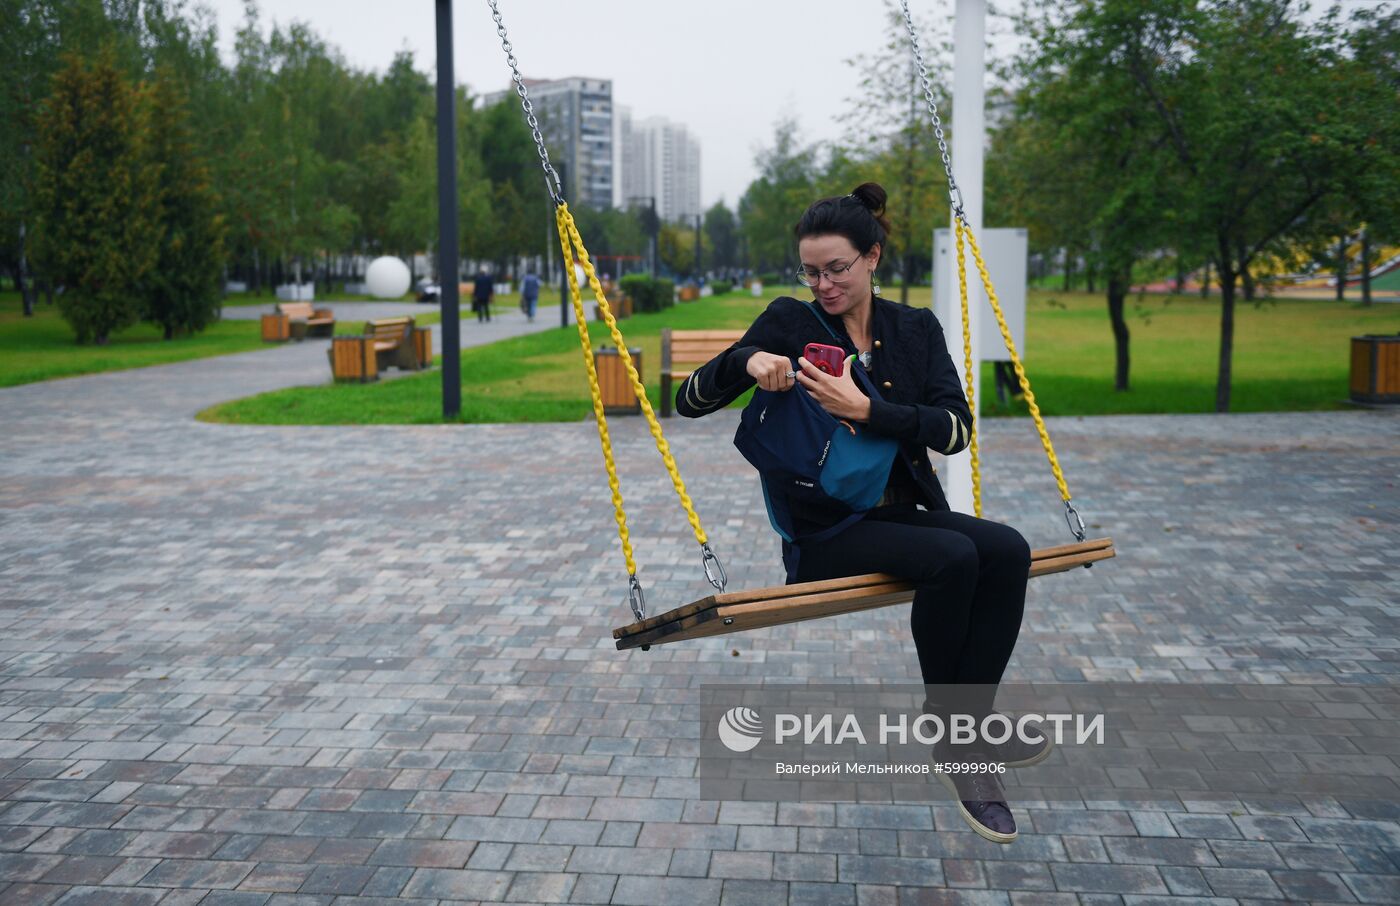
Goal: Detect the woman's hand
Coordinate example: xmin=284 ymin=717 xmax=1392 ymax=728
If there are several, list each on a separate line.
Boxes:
xmin=746 ymin=351 xmax=797 ymax=392
xmin=795 ymin=356 xmax=872 ymax=422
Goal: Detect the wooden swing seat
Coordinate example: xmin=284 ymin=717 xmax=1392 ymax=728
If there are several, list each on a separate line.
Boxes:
xmin=613 ymin=537 xmax=1115 ymax=650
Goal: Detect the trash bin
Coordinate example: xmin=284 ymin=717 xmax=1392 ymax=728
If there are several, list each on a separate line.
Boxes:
xmin=413 ymin=326 xmax=432 ymax=368
xmin=261 ymin=312 xmax=290 ymax=342
xmin=593 ymin=346 xmax=642 ymax=415
xmin=593 ymin=296 xmax=633 ymax=322
xmin=1350 ymin=334 xmax=1400 ymax=404
xmin=328 ymin=335 xmax=378 ymax=383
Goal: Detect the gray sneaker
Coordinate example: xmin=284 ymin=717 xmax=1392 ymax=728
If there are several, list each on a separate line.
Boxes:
xmin=931 ymin=737 xmax=1018 ymax=844
xmin=936 ymin=761 xmax=1018 ymax=843
xmin=990 ymin=714 xmax=1055 ymax=768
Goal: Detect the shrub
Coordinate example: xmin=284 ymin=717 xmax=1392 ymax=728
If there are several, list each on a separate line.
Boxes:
xmin=710 ymin=280 xmax=733 ymax=295
xmin=653 ymin=278 xmax=675 ymax=311
xmin=618 ymin=274 xmax=675 ymax=313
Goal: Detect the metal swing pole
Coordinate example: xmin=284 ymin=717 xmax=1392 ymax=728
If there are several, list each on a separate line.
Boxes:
xmin=936 ymin=0 xmax=985 ymax=515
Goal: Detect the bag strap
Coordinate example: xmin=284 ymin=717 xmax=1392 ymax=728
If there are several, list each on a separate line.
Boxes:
xmin=801 ymin=300 xmax=841 ymax=341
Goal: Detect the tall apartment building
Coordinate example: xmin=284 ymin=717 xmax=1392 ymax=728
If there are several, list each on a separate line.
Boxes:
xmin=483 ymin=77 xmax=614 ymax=210
xmin=617 ymin=109 xmax=702 ymax=223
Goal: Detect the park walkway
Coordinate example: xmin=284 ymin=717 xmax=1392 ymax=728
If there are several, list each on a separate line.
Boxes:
xmin=0 ymin=324 xmax=1397 ymax=906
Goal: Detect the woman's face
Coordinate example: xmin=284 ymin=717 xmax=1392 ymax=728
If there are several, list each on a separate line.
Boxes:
xmin=798 ymin=234 xmax=879 ymax=317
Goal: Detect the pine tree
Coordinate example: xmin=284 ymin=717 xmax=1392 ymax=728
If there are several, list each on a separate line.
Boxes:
xmin=30 ymin=46 xmax=159 ymax=345
xmin=143 ymin=67 xmax=226 ymax=339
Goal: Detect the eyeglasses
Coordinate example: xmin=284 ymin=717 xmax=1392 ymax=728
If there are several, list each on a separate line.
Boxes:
xmin=795 ymin=258 xmax=861 ymax=288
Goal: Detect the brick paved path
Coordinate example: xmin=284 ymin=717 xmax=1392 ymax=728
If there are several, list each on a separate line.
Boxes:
xmin=1 ymin=338 xmax=1397 ymax=906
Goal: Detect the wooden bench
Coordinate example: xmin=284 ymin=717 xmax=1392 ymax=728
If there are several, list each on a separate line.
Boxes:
xmin=660 ymin=328 xmax=745 ymax=417
xmin=363 ymin=316 xmax=421 ymax=372
xmin=276 ymin=301 xmax=335 ymax=339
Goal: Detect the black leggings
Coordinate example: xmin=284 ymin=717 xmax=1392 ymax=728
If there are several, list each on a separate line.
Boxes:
xmin=790 ymin=504 xmax=1031 ymax=693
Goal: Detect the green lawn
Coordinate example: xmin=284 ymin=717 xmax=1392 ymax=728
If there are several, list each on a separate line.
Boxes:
xmin=0 ymin=291 xmax=271 ymax=387
xmin=199 ymin=287 xmax=1399 ymax=425
xmin=0 ymin=291 xmax=442 ymax=388
xmin=980 ymin=290 xmax=1398 ymax=416
xmin=199 ymin=292 xmax=779 ymax=425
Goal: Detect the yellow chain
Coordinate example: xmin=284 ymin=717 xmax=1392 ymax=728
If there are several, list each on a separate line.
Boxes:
xmin=961 ymin=223 xmax=1073 ymax=503
xmin=555 ymin=208 xmax=637 ymax=577
xmin=556 ymin=204 xmax=710 ymax=557
xmin=953 ymin=220 xmax=982 ymax=518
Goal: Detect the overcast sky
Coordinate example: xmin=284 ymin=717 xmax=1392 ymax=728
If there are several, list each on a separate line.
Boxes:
xmin=200 ymin=0 xmax=1025 ymax=209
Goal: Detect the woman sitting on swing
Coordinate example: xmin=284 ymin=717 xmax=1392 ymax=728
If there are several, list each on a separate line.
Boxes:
xmin=676 ymin=182 xmax=1045 ymax=843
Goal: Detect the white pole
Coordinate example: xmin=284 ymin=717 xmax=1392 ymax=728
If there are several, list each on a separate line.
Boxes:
xmin=937 ymin=0 xmax=985 ymax=516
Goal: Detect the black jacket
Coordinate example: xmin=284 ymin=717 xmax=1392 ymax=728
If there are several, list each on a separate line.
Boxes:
xmin=676 ymin=295 xmax=972 ymax=528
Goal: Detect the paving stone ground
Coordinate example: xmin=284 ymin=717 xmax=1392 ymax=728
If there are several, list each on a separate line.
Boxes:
xmin=1 ymin=331 xmax=1397 ymax=906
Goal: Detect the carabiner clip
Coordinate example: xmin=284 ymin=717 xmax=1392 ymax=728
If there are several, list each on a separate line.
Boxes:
xmin=1063 ymin=499 xmax=1087 ymax=543
xmin=627 ymin=574 xmax=646 ymax=621
xmin=701 ymin=543 xmax=728 ymax=593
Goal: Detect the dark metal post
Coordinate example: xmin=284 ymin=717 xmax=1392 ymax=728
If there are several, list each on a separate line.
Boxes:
xmin=434 ymin=0 xmax=461 ymax=420
xmin=650 ymin=198 xmax=658 ymax=278
xmin=558 ymin=163 xmax=569 ymax=328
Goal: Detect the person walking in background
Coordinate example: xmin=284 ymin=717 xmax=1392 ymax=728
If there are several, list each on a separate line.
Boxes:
xmin=520 ymin=270 xmax=540 ymax=322
xmin=472 ymin=268 xmax=494 ymax=323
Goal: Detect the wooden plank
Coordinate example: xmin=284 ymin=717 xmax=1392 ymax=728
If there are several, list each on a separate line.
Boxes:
xmin=1029 ymin=536 xmax=1113 ymax=560
xmin=1028 ymin=545 xmax=1115 ymax=577
xmin=670 ymin=347 xmax=738 ymax=361
xmin=279 ymin=302 xmax=314 ymax=318
xmin=613 ymin=539 xmax=1116 ymax=647
xmin=617 ymin=584 xmax=915 ymax=649
xmin=669 ymin=330 xmax=747 ymax=340
xmin=670 ymin=338 xmax=740 ymax=351
xmin=1383 ymin=339 xmax=1400 ymax=394
xmin=1352 ymin=338 xmax=1369 ymax=395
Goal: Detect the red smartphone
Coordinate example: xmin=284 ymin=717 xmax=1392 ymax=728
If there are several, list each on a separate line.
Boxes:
xmin=803 ymin=342 xmax=846 ymax=377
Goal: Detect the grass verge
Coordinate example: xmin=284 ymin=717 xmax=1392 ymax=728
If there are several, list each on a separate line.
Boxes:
xmin=199 ymin=288 xmax=1396 ymax=424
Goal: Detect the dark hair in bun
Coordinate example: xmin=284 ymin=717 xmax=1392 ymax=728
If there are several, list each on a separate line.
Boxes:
xmin=794 ymin=181 xmax=891 ymax=258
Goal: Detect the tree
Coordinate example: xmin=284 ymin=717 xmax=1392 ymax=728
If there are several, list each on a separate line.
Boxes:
xmin=840 ymin=0 xmax=952 ymax=302
xmin=385 ymin=116 xmax=439 ymax=275
xmin=703 ymin=202 xmax=739 ymax=273
xmin=739 ymin=117 xmax=818 ymax=273
xmin=143 ymin=67 xmax=226 ymax=339
xmin=31 ymin=47 xmax=159 ymax=344
xmin=1335 ymin=4 xmax=1400 ymax=306
xmin=1006 ymin=0 xmax=1186 ymax=391
xmin=1 ymin=0 xmax=122 ymax=316
xmin=452 ymin=96 xmax=554 ymax=272
xmin=659 ymin=223 xmax=708 ymax=278
xmin=1148 ymin=0 xmax=1395 ymax=410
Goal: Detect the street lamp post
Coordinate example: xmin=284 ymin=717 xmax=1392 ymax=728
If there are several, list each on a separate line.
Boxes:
xmin=434 ymin=0 xmax=461 ymax=420
xmin=694 ymin=213 xmax=702 ymax=283
xmin=628 ymin=196 xmax=658 ymax=278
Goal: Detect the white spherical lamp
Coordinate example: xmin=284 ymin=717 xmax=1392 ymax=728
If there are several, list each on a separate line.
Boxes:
xmin=365 ymin=256 xmax=411 ymax=299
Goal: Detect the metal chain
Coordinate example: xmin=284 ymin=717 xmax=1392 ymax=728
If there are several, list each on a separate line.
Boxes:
xmin=488 ymin=0 xmax=565 ymax=205
xmin=899 ymin=0 xmax=965 ymax=223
